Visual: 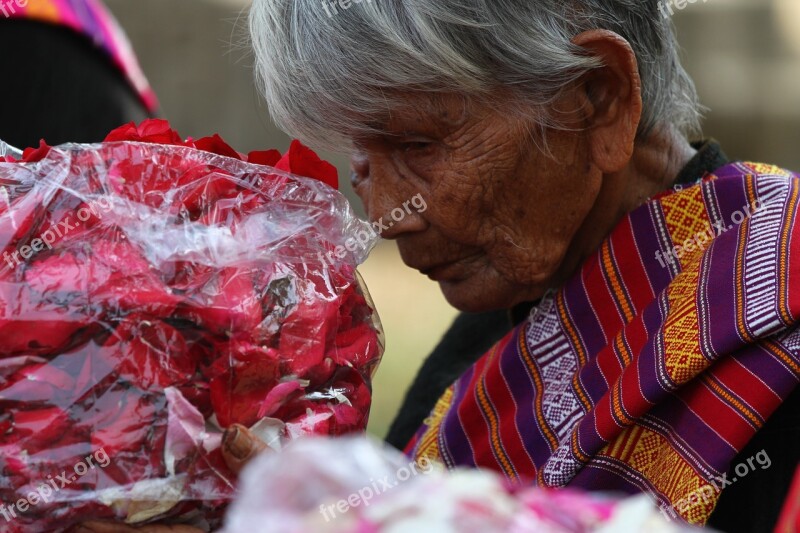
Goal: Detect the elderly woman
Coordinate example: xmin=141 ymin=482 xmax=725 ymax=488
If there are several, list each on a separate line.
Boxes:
xmin=247 ymin=0 xmax=800 ymax=530
xmin=86 ymin=1 xmax=798 ymax=531
xmin=248 ymin=0 xmax=800 ymax=528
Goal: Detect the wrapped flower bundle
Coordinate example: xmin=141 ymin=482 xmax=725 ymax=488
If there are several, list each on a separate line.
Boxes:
xmin=0 ymin=121 xmax=383 ymax=531
xmin=223 ymin=437 xmax=701 ymax=533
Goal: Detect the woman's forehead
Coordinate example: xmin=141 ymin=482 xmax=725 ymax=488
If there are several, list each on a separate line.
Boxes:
xmin=366 ymin=94 xmax=475 ymax=134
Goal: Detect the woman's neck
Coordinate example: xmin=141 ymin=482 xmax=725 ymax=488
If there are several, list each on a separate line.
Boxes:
xmin=554 ymin=125 xmax=698 ymax=290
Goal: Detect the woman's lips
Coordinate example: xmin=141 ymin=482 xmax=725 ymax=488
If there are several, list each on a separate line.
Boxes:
xmin=419 ymin=255 xmax=478 ymax=281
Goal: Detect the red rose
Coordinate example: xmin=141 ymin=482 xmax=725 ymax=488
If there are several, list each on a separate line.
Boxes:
xmin=104 ymin=118 xmax=185 ymax=146
xmin=192 ymin=134 xmax=242 ymax=160
xmin=104 ymin=119 xmax=338 ymax=189
xmin=100 ymin=317 xmax=197 ymax=390
xmin=208 ymin=341 xmax=282 ymax=428
xmin=178 ymin=266 xmax=262 ymax=335
xmin=0 ymin=276 xmax=90 ymax=356
xmin=246 ymin=149 xmax=282 ymax=167
xmin=274 ymin=139 xmax=339 ymax=189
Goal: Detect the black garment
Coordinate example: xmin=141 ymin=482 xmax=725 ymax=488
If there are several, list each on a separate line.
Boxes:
xmin=707 ymin=388 xmax=800 ymax=532
xmin=384 ymin=309 xmax=512 ymax=450
xmin=385 ymin=142 xmax=800 ymax=531
xmin=0 ymin=20 xmax=150 ymax=148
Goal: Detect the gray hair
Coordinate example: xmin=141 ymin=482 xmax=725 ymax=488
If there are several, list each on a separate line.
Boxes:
xmin=249 ymin=0 xmax=702 ymax=151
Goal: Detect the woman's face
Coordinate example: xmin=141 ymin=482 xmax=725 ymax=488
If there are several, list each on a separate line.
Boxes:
xmin=350 ymin=94 xmax=606 ymax=312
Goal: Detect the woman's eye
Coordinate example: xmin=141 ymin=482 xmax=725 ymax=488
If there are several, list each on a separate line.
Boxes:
xmin=349 ymin=171 xmax=364 ymax=187
xmin=399 ymin=140 xmax=435 ymax=154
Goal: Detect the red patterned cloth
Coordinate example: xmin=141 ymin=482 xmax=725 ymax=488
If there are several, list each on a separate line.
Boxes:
xmin=407 ymin=162 xmax=800 ymax=525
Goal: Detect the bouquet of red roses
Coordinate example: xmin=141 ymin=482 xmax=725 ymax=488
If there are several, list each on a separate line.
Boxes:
xmin=0 ymin=120 xmax=383 ymax=531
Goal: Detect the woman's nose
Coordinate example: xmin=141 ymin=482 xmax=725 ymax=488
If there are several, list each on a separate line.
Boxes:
xmin=350 ymin=152 xmax=370 ymax=185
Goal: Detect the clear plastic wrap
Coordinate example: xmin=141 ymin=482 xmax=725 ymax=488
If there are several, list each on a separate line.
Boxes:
xmin=0 ymin=140 xmax=23 ymax=160
xmin=0 ymin=134 xmax=383 ymax=531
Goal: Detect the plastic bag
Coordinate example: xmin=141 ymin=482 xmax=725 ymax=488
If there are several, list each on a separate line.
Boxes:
xmin=0 ymin=129 xmax=383 ymax=531
xmin=0 ymin=140 xmax=22 ymax=160
xmin=222 ymin=437 xmax=704 ymax=533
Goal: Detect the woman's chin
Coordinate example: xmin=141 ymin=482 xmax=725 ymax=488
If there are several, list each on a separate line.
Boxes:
xmin=438 ymin=276 xmax=527 ymax=313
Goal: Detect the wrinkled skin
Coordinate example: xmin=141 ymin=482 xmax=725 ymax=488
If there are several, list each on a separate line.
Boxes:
xmin=350 ymin=30 xmax=696 ymax=312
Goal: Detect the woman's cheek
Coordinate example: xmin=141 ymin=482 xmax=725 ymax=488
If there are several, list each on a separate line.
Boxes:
xmin=487 ymin=227 xmax=567 ymax=287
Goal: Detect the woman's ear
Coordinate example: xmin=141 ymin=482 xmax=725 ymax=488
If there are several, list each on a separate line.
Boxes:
xmin=571 ymin=29 xmax=642 ymax=173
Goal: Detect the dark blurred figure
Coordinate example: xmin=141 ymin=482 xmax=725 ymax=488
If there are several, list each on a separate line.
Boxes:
xmin=0 ymin=0 xmax=157 ymax=147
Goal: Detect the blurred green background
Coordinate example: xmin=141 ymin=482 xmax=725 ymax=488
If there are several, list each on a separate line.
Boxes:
xmin=103 ymin=0 xmax=800 ymax=439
